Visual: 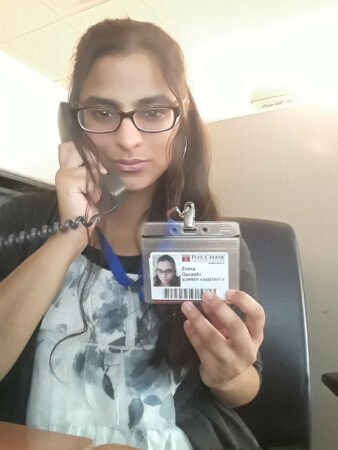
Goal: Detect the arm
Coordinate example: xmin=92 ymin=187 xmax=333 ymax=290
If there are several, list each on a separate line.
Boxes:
xmin=0 ymin=141 xmax=105 ymax=381
xmin=209 ymin=362 xmax=261 ymax=408
xmin=0 ymin=227 xmax=88 ymax=381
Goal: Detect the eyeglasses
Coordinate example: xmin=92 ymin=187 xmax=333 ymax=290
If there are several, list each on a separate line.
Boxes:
xmin=74 ymin=105 xmax=180 ymax=134
xmin=156 ymin=268 xmax=174 ymax=275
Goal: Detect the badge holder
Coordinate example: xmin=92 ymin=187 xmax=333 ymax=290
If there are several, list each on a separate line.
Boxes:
xmin=141 ymin=202 xmax=240 ymax=303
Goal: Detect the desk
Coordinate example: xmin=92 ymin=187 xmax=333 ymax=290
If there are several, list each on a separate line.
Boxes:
xmin=0 ymin=421 xmax=138 ymax=450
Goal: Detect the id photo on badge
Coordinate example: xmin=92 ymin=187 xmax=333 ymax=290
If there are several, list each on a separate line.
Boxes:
xmin=153 ymin=254 xmax=181 ymax=287
xmin=149 ymin=251 xmax=230 ymax=302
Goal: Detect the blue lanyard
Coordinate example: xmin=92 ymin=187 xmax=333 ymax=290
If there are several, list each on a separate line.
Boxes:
xmin=98 ymin=229 xmax=136 ymax=288
xmin=98 ymin=219 xmax=177 ymax=302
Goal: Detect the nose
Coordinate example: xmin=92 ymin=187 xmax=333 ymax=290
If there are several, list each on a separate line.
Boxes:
xmin=115 ymin=116 xmax=142 ymax=150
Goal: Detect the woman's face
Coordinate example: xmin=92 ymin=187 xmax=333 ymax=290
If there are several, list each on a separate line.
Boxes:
xmin=79 ymin=51 xmax=179 ymax=193
xmin=156 ymin=260 xmax=175 ymax=286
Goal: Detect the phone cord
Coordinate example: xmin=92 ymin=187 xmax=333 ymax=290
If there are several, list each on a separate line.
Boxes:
xmin=0 ymin=213 xmax=101 ymax=250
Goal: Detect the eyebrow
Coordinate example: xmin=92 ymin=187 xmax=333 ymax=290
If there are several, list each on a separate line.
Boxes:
xmin=82 ymin=95 xmax=176 ymax=109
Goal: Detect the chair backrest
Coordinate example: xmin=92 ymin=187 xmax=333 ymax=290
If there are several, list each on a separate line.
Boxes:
xmin=228 ymin=218 xmax=311 ymax=449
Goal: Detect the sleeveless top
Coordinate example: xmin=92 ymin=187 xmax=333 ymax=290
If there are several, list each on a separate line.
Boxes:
xmin=26 ymin=254 xmax=192 ymax=450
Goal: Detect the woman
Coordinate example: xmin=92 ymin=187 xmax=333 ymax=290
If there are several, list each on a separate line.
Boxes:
xmin=0 ymin=18 xmax=265 ymax=449
xmin=153 ymin=255 xmax=180 ymax=287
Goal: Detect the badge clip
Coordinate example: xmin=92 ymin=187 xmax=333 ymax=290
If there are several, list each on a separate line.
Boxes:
xmin=174 ymin=201 xmax=196 ymax=231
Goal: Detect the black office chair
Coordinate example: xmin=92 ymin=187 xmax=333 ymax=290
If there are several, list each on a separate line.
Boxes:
xmin=229 ymin=218 xmax=311 ymax=449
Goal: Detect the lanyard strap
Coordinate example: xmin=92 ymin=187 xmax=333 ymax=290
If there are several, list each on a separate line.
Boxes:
xmin=98 ymin=219 xmax=178 ymax=300
xmin=98 ymin=229 xmax=135 ymax=288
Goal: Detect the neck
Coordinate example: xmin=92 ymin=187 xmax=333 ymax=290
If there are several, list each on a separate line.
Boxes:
xmin=97 ymin=184 xmax=155 ymax=255
xmin=110 ymin=184 xmax=155 ymax=226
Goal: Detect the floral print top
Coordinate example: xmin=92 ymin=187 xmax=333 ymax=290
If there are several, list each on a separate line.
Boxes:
xmin=26 ymin=255 xmax=192 ymax=450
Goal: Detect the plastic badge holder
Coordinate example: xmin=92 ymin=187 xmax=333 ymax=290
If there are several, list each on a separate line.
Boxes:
xmin=141 ymin=220 xmax=240 ymax=304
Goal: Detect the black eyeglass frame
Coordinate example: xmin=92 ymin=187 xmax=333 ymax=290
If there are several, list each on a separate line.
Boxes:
xmin=155 ymin=268 xmax=175 ymax=274
xmin=72 ymin=105 xmax=181 ymax=134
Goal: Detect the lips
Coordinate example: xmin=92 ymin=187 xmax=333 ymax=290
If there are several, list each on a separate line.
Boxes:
xmin=114 ymin=158 xmax=148 ymax=172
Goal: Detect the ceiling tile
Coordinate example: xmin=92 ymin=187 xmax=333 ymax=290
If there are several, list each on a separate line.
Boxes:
xmin=8 ymin=21 xmax=80 ymax=80
xmin=143 ymin=0 xmax=338 ymax=46
xmin=1 ymin=42 xmax=59 ymax=81
xmin=0 ymin=0 xmax=61 ymax=43
xmin=41 ymin=0 xmax=110 ymax=17
xmin=143 ymin=0 xmax=249 ymax=45
xmin=65 ymin=0 xmax=161 ymax=33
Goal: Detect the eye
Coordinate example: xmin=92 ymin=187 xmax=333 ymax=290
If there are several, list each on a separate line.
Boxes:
xmin=94 ymin=109 xmax=114 ymax=119
xmin=143 ymin=108 xmax=166 ymax=120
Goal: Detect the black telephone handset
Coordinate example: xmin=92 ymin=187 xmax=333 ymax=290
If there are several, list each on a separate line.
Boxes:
xmin=0 ymin=103 xmax=126 ymax=249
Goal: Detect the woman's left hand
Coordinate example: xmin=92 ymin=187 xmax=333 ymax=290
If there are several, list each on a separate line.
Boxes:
xmin=181 ymin=290 xmax=265 ymax=393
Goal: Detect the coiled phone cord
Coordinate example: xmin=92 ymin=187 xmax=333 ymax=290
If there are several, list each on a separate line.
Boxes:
xmin=0 ymin=196 xmax=122 ymax=250
xmin=0 ymin=214 xmax=101 ymax=250
xmin=0 ymin=173 xmax=126 ymax=250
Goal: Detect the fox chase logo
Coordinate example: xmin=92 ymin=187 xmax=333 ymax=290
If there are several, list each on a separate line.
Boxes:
xmin=182 ymin=255 xmax=190 ymax=262
xmin=191 ymin=255 xmax=225 ymax=262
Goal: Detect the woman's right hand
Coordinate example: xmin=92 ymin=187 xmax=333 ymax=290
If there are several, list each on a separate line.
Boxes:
xmin=55 ymin=140 xmax=107 ymax=243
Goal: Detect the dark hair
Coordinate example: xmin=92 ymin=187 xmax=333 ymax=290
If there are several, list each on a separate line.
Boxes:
xmin=51 ymin=18 xmax=220 ymax=373
xmin=156 ymin=254 xmax=177 ymax=268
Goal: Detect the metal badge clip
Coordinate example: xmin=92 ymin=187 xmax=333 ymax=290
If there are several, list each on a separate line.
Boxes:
xmin=175 ymin=201 xmax=196 ymax=231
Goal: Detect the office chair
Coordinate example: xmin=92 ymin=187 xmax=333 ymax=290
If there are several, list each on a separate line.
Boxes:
xmin=229 ymin=218 xmax=311 ymax=449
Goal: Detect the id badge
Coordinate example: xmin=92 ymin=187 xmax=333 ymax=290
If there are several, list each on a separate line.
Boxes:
xmin=141 ymin=205 xmax=240 ymax=303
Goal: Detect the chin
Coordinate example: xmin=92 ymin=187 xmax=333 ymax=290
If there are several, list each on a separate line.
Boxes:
xmin=121 ymin=174 xmax=161 ymax=193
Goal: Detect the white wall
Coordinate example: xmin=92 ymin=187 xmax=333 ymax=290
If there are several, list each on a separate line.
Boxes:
xmin=207 ymin=105 xmax=338 ymax=450
xmin=0 ymin=51 xmax=65 ymax=184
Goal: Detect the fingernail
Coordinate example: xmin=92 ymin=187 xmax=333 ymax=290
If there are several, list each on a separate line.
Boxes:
xmin=101 ymin=167 xmax=108 ymax=174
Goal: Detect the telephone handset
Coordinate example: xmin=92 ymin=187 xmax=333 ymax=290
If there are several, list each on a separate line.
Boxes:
xmin=0 ymin=103 xmax=126 ymax=249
